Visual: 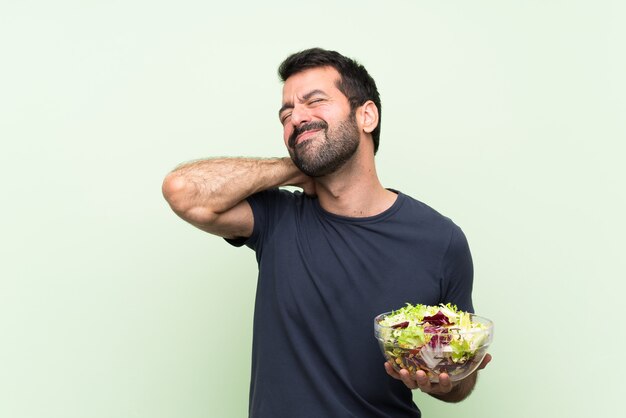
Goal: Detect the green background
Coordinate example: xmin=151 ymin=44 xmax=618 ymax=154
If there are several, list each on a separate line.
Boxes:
xmin=2 ymin=1 xmax=624 ymax=417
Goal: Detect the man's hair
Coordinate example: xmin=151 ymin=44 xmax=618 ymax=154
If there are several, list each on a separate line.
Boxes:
xmin=278 ymin=48 xmax=382 ymax=154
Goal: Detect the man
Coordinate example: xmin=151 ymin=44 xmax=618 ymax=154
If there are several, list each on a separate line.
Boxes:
xmin=162 ymin=48 xmax=490 ymax=417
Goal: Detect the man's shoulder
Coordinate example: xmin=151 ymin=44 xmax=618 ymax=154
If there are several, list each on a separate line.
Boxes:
xmin=397 ymin=191 xmax=452 ymax=220
xmin=394 ymin=191 xmax=465 ymax=235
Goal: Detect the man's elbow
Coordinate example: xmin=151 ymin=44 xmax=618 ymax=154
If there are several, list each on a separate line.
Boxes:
xmin=162 ymin=173 xmax=217 ymax=224
xmin=162 ymin=173 xmax=188 ymax=212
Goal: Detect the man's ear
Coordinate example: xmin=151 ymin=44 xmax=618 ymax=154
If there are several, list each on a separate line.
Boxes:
xmin=359 ymin=100 xmax=379 ymax=134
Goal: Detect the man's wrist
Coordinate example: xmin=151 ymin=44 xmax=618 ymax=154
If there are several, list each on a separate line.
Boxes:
xmin=278 ymin=157 xmax=307 ymax=185
xmin=429 ymin=373 xmax=476 ymax=403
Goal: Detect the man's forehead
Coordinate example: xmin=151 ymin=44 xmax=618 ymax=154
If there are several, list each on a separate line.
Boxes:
xmin=281 ymin=66 xmax=341 ymax=101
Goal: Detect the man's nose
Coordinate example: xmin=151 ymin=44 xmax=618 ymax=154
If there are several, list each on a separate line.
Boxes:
xmin=289 ymin=104 xmax=311 ymax=127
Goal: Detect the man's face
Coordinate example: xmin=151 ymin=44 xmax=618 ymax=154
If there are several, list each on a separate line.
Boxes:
xmin=279 ymin=67 xmax=360 ymax=177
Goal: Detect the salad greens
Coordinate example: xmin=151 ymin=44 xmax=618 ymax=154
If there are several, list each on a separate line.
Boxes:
xmin=375 ymin=303 xmax=492 ymax=381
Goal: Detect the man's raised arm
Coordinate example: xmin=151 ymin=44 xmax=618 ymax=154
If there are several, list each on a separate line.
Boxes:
xmin=162 ymin=157 xmax=313 ymax=239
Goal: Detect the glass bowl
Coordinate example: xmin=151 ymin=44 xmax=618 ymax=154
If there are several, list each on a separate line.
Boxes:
xmin=374 ymin=311 xmax=493 ymax=382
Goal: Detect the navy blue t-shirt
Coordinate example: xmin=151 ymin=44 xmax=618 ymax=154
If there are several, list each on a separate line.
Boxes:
xmin=228 ymin=189 xmax=474 ymax=418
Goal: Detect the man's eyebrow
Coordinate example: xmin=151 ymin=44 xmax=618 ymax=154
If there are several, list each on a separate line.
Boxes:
xmin=278 ymin=103 xmax=292 ymax=118
xmin=278 ymin=89 xmax=328 ymax=117
xmin=301 ymin=89 xmax=327 ymax=101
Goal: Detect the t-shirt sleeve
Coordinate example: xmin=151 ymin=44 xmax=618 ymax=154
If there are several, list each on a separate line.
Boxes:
xmin=440 ymin=225 xmax=474 ymax=313
xmin=224 ymin=188 xmax=292 ymax=254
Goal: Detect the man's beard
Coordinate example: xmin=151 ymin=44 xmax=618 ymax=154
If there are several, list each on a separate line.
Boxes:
xmin=288 ymin=113 xmax=360 ymax=178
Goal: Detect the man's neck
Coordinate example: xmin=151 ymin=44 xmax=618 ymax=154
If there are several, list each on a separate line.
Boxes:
xmin=313 ymin=156 xmax=397 ymax=218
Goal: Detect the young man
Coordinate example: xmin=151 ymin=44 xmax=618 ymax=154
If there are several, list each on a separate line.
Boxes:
xmin=162 ymin=48 xmax=490 ymax=418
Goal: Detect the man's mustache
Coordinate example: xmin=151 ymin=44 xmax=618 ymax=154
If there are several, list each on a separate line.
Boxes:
xmin=288 ymin=121 xmax=328 ymax=148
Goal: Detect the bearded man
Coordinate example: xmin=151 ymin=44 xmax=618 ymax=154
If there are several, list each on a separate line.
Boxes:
xmin=162 ymin=47 xmax=490 ymax=418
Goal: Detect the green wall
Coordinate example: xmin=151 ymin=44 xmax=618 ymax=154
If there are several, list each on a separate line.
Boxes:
xmin=1 ymin=1 xmax=624 ymax=417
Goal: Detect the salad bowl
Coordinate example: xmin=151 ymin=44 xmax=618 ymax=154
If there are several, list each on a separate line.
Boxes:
xmin=374 ymin=304 xmax=493 ymax=383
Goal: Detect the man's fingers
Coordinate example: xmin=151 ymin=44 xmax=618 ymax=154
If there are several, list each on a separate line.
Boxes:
xmin=384 ymin=362 xmax=401 ymax=379
xmin=384 ymin=362 xmax=457 ymax=394
xmin=478 ymin=353 xmax=492 ymax=370
xmin=414 ymin=370 xmax=431 ymax=392
xmin=399 ymin=369 xmax=418 ymax=389
xmin=385 ymin=363 xmax=419 ymax=390
xmin=436 ymin=373 xmax=453 ymax=393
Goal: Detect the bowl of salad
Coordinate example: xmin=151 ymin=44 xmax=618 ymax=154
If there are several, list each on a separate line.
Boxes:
xmin=374 ymin=303 xmax=493 ymax=382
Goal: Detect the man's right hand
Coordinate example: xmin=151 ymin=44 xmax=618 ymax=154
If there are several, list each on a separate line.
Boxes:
xmin=290 ymin=171 xmax=317 ymax=196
